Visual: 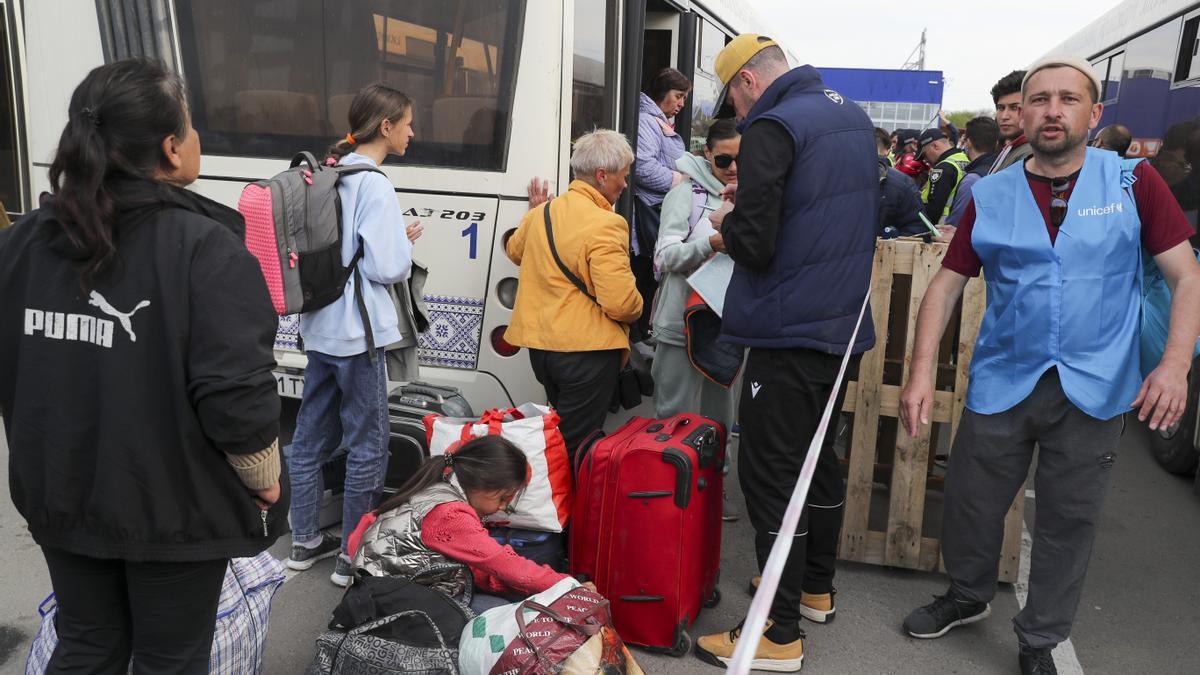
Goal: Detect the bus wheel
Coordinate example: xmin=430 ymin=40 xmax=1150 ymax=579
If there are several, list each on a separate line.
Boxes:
xmin=1148 ymin=361 xmax=1200 ymax=476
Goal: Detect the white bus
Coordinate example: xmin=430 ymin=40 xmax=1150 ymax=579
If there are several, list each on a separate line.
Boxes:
xmin=2 ymin=0 xmax=789 ymax=413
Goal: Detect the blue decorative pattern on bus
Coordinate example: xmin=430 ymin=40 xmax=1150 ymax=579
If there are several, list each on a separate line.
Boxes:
xmin=418 ymin=296 xmax=485 ymax=370
xmin=275 ymin=315 xmax=300 ymax=351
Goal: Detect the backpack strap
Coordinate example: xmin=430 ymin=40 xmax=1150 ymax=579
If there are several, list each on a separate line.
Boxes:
xmin=349 ymin=239 xmax=378 ymax=364
xmin=543 ymin=202 xmax=599 ymax=305
xmin=1120 ymin=157 xmax=1145 ymax=192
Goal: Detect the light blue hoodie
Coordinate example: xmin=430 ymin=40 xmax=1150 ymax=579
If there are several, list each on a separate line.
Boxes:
xmin=299 ymin=152 xmax=413 ymax=357
xmin=650 ymin=153 xmax=725 ymax=347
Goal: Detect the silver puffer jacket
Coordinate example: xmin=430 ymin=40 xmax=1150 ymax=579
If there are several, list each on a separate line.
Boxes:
xmin=353 ymin=481 xmax=470 ymax=597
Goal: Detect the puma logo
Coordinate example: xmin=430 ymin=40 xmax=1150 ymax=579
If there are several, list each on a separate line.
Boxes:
xmin=750 ymin=381 xmax=762 ymax=398
xmin=88 ymin=291 xmax=150 ymax=342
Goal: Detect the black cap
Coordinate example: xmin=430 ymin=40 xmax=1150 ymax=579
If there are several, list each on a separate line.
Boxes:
xmin=917 ymin=128 xmax=947 ymax=155
xmin=895 ymin=128 xmax=920 ymax=146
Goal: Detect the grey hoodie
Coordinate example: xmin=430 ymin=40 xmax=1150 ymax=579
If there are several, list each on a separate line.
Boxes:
xmin=650 ymin=153 xmax=727 ymax=346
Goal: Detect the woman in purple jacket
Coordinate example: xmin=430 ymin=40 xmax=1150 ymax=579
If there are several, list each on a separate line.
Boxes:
xmin=632 ymin=67 xmax=691 ymax=341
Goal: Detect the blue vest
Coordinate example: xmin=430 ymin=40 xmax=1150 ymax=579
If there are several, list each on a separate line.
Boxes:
xmin=967 ymin=148 xmax=1142 ymax=420
xmin=721 ymin=66 xmax=878 ymax=354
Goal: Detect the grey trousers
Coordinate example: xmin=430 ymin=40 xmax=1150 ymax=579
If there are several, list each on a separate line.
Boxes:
xmin=651 ymin=342 xmax=736 ymax=431
xmin=943 ymin=369 xmax=1122 ymax=649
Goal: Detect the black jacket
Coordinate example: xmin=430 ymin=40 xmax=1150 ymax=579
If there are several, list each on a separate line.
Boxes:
xmin=878 ymin=157 xmax=925 ymax=236
xmin=0 ymin=178 xmax=287 ymax=561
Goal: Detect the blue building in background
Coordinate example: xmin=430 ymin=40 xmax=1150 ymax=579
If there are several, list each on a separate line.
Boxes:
xmin=818 ymin=67 xmax=945 ymax=132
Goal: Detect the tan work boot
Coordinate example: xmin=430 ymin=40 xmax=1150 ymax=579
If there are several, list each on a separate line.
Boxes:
xmin=748 ymin=576 xmax=838 ymax=624
xmin=694 ymin=621 xmax=804 ymax=672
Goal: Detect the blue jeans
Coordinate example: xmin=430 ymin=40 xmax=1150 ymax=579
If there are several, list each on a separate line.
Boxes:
xmin=287 ymin=349 xmax=389 ymax=552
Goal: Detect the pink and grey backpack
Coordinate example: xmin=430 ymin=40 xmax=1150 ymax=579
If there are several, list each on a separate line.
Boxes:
xmin=239 ymin=151 xmax=385 ymax=317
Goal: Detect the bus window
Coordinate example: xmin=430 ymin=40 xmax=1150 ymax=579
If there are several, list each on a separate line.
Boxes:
xmin=176 ymin=0 xmax=525 ymax=170
xmin=1105 ymin=52 xmax=1125 ymax=101
xmin=1176 ymin=15 xmax=1200 ymax=84
xmin=690 ymin=19 xmax=725 ymax=151
xmin=571 ymin=0 xmax=616 ymax=142
xmin=0 ymin=2 xmax=18 ymax=215
xmin=1124 ymin=18 xmax=1182 ymax=81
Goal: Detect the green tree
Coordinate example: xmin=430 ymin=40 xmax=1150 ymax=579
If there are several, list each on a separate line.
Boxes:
xmin=946 ymin=110 xmax=992 ymax=128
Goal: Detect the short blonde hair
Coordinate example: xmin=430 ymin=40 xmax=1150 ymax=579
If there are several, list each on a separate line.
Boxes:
xmin=570 ymin=129 xmax=634 ymax=178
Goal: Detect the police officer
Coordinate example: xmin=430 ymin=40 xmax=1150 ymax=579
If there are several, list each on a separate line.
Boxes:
xmin=917 ymin=127 xmax=970 ymax=223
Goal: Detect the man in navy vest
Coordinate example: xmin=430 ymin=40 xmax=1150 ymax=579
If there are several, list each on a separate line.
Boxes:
xmin=899 ymin=56 xmax=1200 ymax=675
xmin=693 ymin=35 xmax=878 ymax=672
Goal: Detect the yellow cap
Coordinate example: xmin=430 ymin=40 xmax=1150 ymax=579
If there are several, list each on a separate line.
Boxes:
xmin=713 ymin=34 xmax=778 ymax=113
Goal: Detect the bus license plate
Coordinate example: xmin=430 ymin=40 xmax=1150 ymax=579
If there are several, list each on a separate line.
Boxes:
xmin=275 ymin=371 xmax=304 ymax=399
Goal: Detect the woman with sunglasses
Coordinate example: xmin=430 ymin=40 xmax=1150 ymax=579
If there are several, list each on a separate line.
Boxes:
xmin=650 ymin=118 xmax=742 ymax=452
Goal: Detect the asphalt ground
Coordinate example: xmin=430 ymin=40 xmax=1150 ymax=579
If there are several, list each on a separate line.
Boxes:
xmin=2 ymin=412 xmax=1198 ymax=674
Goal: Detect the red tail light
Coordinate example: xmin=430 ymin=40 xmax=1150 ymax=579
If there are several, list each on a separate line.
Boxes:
xmin=491 ymin=326 xmax=520 ymax=357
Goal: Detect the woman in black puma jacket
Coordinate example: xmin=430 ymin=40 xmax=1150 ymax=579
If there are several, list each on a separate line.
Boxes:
xmin=0 ymin=60 xmax=285 ymax=673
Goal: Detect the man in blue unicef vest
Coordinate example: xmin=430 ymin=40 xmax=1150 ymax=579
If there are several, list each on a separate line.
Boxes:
xmin=899 ymin=56 xmax=1200 ymax=674
xmin=693 ymin=35 xmax=878 ymax=671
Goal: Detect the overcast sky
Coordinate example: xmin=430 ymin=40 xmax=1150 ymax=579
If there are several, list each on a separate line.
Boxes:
xmin=754 ymin=0 xmax=1125 ymax=111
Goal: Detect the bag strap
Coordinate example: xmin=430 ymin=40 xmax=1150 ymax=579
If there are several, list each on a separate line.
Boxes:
xmin=348 ymin=238 xmax=378 ymax=364
xmin=330 ymin=609 xmax=452 ymax=671
xmin=543 ymin=203 xmax=598 ymax=305
xmin=514 ymin=596 xmax=609 ymax=672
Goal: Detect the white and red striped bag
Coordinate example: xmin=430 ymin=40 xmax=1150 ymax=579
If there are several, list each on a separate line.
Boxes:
xmin=424 ymin=404 xmax=572 ymax=532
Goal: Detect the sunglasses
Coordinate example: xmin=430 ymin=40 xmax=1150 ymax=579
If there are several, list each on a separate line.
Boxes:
xmin=1050 ymin=177 xmax=1070 ymax=227
xmin=713 ymin=154 xmax=738 ymax=169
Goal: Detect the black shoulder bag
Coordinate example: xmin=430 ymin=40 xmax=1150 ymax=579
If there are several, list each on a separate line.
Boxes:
xmin=542 ymin=204 xmax=652 ymax=410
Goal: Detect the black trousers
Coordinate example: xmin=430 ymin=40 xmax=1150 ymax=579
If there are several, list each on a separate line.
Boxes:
xmin=737 ymin=347 xmax=858 ymax=634
xmin=42 ymin=547 xmax=227 ymax=675
xmin=631 ymin=198 xmax=662 ymax=343
xmin=529 ymin=348 xmax=621 ymax=458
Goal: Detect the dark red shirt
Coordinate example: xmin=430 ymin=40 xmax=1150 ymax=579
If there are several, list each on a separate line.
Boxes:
xmin=943 ymin=161 xmax=1195 ymax=277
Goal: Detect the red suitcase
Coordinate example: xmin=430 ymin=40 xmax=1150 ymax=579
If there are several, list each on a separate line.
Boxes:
xmin=569 ymin=413 xmax=724 ymax=655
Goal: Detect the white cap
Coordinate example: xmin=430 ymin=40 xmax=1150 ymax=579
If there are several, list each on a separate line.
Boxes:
xmin=1022 ymin=55 xmax=1103 ymax=102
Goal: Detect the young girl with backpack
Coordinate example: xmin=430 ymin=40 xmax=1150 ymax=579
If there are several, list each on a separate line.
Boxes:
xmin=285 ymin=84 xmax=416 ymax=587
xmin=350 ymin=435 xmax=591 ymax=612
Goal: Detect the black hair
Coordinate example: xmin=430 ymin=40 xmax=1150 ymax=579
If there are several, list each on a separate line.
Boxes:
xmin=965 ymin=116 xmax=1001 ymax=155
xmin=991 ymin=70 xmax=1026 ymax=105
xmin=327 ymin=84 xmax=414 ymax=161
xmin=647 ymin=68 xmax=693 ymax=104
xmin=48 ymin=58 xmax=188 ymax=288
xmin=705 ymin=118 xmax=740 ymax=149
xmin=1163 ymin=119 xmax=1199 ymax=150
xmin=376 ymin=435 xmax=529 ymax=514
xmin=874 ymin=127 xmax=891 ymax=153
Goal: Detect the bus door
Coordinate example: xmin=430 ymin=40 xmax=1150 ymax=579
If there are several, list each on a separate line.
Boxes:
xmin=1 ymin=0 xmax=26 ymax=220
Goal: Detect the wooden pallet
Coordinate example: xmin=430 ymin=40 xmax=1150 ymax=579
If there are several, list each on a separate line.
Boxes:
xmin=838 ymin=239 xmax=1024 ymax=583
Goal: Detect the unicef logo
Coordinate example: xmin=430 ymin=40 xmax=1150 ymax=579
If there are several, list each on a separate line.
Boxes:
xmin=824 ymin=89 xmax=844 ymax=104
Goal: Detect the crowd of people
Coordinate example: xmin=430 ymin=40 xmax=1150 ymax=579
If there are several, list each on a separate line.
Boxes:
xmin=2 ymin=27 xmax=1200 ymax=675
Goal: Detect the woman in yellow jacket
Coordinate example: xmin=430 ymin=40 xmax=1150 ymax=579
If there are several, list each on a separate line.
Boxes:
xmin=505 ymin=129 xmax=642 ymax=456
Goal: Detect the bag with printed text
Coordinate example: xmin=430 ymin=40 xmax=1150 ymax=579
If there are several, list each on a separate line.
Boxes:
xmin=457 ymin=578 xmax=643 ymax=675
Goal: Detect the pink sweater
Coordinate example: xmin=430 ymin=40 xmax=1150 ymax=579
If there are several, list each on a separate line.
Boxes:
xmin=420 ymin=501 xmax=569 ymax=596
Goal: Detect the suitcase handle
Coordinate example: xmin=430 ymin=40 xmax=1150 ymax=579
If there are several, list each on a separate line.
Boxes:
xmin=661 ymin=447 xmax=693 ymax=509
xmin=656 ymin=415 xmax=692 ymax=437
xmin=401 ymin=383 xmax=448 ymax=403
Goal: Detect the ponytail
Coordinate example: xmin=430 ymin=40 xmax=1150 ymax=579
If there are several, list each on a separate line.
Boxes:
xmin=376 ymin=435 xmax=529 ymax=514
xmin=48 ymin=59 xmax=188 ymax=289
xmin=326 ymin=84 xmax=413 ymax=162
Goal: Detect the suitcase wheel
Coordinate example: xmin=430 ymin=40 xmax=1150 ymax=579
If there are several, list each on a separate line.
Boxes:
xmin=703 ymin=587 xmax=721 ymax=609
xmin=668 ymin=628 xmax=692 ymax=657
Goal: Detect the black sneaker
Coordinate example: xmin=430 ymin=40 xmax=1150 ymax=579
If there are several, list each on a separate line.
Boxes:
xmin=903 ymin=589 xmax=991 ymax=638
xmin=1019 ymin=645 xmax=1058 ymax=675
xmin=330 ymin=554 xmax=355 ymax=588
xmin=285 ymin=532 xmax=341 ymax=571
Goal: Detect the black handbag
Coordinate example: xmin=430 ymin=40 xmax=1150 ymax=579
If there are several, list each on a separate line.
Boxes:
xmin=542 ymin=205 xmax=652 ymax=411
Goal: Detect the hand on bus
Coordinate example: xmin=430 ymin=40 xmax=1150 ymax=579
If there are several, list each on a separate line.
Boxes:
xmin=406 ymin=220 xmax=424 ymax=243
xmin=527 ymin=178 xmax=554 ymax=209
xmin=253 ymin=482 xmax=281 ymax=510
